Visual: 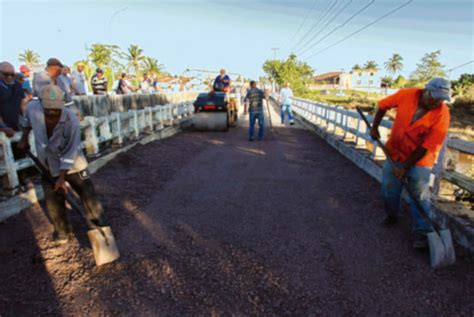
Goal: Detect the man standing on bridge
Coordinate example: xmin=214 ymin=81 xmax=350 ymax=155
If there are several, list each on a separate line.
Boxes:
xmin=244 ymin=80 xmax=267 ymax=141
xmin=370 ymin=78 xmax=451 ymax=249
xmin=18 ymin=84 xmax=107 ymax=244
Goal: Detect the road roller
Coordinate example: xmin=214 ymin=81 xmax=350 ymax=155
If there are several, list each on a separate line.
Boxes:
xmin=193 ymin=89 xmax=238 ymax=131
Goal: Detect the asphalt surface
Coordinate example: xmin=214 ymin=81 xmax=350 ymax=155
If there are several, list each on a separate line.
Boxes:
xmin=1 ymin=109 xmax=473 ymax=316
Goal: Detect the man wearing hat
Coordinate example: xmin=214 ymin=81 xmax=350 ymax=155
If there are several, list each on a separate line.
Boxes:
xmin=370 ymin=77 xmax=451 ymax=249
xmin=18 ymin=84 xmax=106 ymax=244
xmin=32 ymin=58 xmax=72 ymax=102
xmin=71 ymin=62 xmax=88 ymax=95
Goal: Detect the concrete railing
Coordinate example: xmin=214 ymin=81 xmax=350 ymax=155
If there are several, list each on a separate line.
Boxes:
xmin=0 ymin=99 xmax=195 ymax=196
xmin=290 ymin=97 xmax=474 ymax=200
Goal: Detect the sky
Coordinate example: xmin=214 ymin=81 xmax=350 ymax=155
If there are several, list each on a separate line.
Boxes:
xmin=0 ymin=0 xmax=473 ymax=80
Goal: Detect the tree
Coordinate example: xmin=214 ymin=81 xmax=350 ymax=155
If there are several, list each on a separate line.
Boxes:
xmin=364 ymin=60 xmax=379 ymax=73
xmin=384 ymin=53 xmax=403 ymax=74
xmin=381 ymin=76 xmax=394 ymax=87
xmin=18 ymin=49 xmax=40 ymax=65
xmin=410 ymin=50 xmax=446 ymax=83
xmin=352 ymin=64 xmax=363 ymax=73
xmin=142 ymin=57 xmax=163 ymax=77
xmin=88 ymin=44 xmax=113 ymax=68
xmin=392 ymin=75 xmax=408 ymax=88
xmin=262 ymin=54 xmax=314 ymax=95
xmin=125 ymin=44 xmax=145 ymax=75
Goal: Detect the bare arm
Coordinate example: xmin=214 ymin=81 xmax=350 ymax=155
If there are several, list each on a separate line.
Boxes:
xmin=370 ymin=108 xmax=386 ymax=140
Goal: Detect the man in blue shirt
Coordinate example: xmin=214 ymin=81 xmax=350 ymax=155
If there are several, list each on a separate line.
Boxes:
xmin=213 ymin=68 xmax=231 ymax=92
xmin=0 ymin=62 xmax=25 ymax=136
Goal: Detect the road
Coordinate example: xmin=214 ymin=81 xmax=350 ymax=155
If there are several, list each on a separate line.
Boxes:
xmin=1 ymin=107 xmax=473 ymax=316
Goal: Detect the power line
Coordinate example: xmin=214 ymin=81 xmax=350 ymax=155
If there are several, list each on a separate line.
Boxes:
xmin=291 ymin=0 xmax=338 ymax=53
xmin=447 ymin=60 xmax=474 ymax=72
xmin=299 ymin=0 xmax=375 ymax=58
xmin=288 ymin=0 xmax=319 ymax=46
xmin=305 ymin=0 xmax=412 ymax=59
xmin=296 ymin=0 xmax=353 ymax=55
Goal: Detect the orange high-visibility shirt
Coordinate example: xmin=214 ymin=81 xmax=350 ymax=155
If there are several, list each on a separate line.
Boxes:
xmin=378 ymin=88 xmax=450 ymax=168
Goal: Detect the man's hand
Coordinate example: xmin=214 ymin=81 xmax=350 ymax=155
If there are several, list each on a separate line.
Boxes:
xmin=0 ymin=127 xmax=16 ymax=138
xmin=370 ymin=127 xmax=380 ymax=140
xmin=16 ymin=139 xmax=30 ymax=152
xmin=392 ymin=166 xmax=408 ymax=180
xmin=54 ymin=176 xmax=69 ymax=194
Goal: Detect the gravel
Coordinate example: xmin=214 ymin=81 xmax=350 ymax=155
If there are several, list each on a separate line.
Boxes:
xmin=1 ymin=120 xmax=473 ymax=316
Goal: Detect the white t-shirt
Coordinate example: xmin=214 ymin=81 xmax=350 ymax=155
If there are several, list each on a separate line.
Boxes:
xmin=280 ymin=87 xmax=293 ymax=105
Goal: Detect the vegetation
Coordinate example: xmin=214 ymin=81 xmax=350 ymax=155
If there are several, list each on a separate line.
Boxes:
xmin=18 ymin=49 xmax=41 ymax=65
xmin=409 ymin=50 xmax=446 ymax=85
xmin=262 ymin=54 xmax=314 ymax=95
xmin=384 ymin=53 xmax=403 ymax=75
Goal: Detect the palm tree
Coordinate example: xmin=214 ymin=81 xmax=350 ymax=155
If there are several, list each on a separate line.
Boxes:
xmin=125 ymin=45 xmax=145 ymax=75
xmin=384 ymin=53 xmax=403 ymax=75
xmin=18 ymin=49 xmax=40 ymax=65
xmin=352 ymin=64 xmax=363 ymax=75
xmin=88 ymin=44 xmax=113 ymax=68
xmin=142 ymin=57 xmax=163 ymax=77
xmin=364 ymin=60 xmax=379 ymax=73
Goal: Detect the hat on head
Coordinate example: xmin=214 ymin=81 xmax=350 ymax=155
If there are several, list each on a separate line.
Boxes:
xmin=19 ymin=65 xmax=30 ymax=73
xmin=425 ymin=77 xmax=451 ymax=102
xmin=46 ymin=58 xmax=63 ymax=68
xmin=40 ymin=84 xmax=65 ymax=109
xmin=96 ymin=68 xmax=103 ymax=73
xmin=77 ymin=62 xmax=85 ymax=67
xmin=15 ymin=72 xmax=24 ymax=80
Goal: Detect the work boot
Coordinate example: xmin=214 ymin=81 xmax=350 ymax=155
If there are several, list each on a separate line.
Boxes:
xmin=413 ymin=232 xmax=429 ymax=249
xmin=52 ymin=232 xmax=70 ymax=245
xmin=381 ymin=215 xmax=398 ymax=227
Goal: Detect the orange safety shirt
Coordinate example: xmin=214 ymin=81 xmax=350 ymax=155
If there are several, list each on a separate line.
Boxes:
xmin=378 ymin=88 xmax=450 ymax=168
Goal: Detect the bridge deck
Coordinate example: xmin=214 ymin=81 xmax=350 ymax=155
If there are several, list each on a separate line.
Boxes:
xmin=1 ymin=107 xmax=473 ymax=315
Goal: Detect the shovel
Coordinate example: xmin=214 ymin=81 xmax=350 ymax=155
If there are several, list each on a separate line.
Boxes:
xmin=26 ymin=151 xmax=120 ymax=266
xmin=356 ymin=107 xmax=455 ymax=269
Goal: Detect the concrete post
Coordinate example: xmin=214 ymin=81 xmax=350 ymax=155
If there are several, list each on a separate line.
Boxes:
xmin=111 ymin=112 xmax=123 ymax=146
xmin=84 ymin=116 xmax=100 ymax=156
xmin=0 ymin=132 xmax=19 ymax=193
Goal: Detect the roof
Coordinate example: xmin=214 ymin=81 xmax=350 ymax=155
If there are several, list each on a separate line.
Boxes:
xmin=312 ymin=72 xmax=343 ymax=82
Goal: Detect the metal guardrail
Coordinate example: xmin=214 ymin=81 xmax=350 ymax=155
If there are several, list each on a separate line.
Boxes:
xmin=0 ymin=101 xmax=194 ymax=195
xmin=290 ymin=97 xmax=474 ymax=199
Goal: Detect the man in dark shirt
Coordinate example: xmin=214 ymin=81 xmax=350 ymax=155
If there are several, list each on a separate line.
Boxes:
xmin=213 ymin=68 xmax=231 ymax=92
xmin=244 ymin=80 xmax=267 ymax=141
xmin=0 ymin=62 xmax=26 ymax=136
xmin=91 ymin=68 xmax=108 ymax=95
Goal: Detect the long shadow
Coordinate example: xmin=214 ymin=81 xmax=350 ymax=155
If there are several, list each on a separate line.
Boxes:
xmin=0 ymin=204 xmax=61 ymax=316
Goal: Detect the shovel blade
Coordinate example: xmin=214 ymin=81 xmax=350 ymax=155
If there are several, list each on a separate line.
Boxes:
xmin=427 ymin=229 xmax=456 ymax=269
xmin=87 ymin=226 xmax=120 ymax=266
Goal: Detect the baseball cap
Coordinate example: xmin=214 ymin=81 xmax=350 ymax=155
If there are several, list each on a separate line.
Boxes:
xmin=46 ymin=58 xmax=63 ymax=68
xmin=425 ymin=77 xmax=451 ymax=102
xmin=19 ymin=65 xmax=30 ymax=73
xmin=40 ymin=84 xmax=65 ymax=109
xmin=96 ymin=68 xmax=103 ymax=73
xmin=77 ymin=62 xmax=85 ymax=67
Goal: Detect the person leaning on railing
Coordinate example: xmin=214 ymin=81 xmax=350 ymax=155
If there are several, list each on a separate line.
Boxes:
xmin=17 ymin=84 xmax=108 ymax=245
xmin=370 ymin=78 xmax=451 ymax=250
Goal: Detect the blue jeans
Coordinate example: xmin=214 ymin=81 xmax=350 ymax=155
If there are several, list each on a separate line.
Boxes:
xmin=280 ymin=103 xmax=294 ymax=123
xmin=249 ymin=110 xmax=264 ymax=139
xmin=381 ymin=161 xmax=433 ymax=233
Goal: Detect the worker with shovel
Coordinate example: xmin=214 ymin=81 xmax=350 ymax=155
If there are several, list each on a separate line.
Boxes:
xmin=17 ymin=84 xmax=107 ymax=245
xmin=370 ymin=78 xmax=451 ymax=249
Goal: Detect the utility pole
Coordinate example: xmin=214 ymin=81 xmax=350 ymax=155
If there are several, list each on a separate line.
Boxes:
xmin=270 ymin=48 xmax=279 ymax=92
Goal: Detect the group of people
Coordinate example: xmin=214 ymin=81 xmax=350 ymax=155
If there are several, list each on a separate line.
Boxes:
xmin=224 ymin=68 xmax=453 ymax=250
xmin=1 ymin=59 xmax=108 ymax=244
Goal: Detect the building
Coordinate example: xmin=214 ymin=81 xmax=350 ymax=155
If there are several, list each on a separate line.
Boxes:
xmin=309 ymin=71 xmax=382 ymax=93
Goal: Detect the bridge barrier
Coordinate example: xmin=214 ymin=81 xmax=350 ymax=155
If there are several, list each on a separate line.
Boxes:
xmin=0 ymin=95 xmax=196 ymax=198
xmin=288 ymin=96 xmax=474 ymax=251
